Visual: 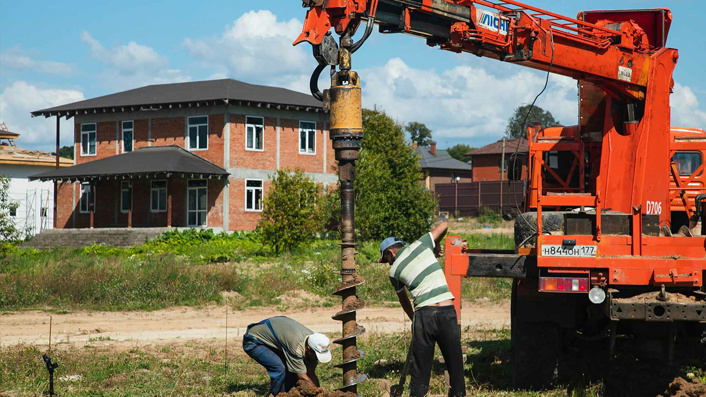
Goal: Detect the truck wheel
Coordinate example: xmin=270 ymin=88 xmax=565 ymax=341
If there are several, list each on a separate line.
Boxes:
xmin=511 ymin=284 xmax=562 ymax=390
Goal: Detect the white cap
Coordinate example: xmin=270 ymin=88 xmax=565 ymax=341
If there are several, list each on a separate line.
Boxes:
xmin=307 ymin=333 xmax=332 ymax=363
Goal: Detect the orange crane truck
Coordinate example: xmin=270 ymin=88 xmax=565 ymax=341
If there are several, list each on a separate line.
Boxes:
xmin=294 ymin=0 xmax=706 ymax=391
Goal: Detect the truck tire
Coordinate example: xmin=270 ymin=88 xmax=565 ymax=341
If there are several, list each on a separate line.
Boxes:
xmin=511 ymin=283 xmax=562 ymax=390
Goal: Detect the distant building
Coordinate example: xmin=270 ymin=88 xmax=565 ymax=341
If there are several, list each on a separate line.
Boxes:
xmin=467 ymin=137 xmax=528 ymax=182
xmin=31 ymin=79 xmax=335 ymax=231
xmin=416 ymin=142 xmax=472 ymax=193
xmin=0 ymin=125 xmax=72 ymax=236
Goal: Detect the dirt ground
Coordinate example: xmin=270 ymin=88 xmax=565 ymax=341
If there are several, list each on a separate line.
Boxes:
xmin=0 ymin=300 xmax=510 ymax=348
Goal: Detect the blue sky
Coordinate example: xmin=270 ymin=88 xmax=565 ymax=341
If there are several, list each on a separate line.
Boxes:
xmin=1 ymin=0 xmax=704 ymax=151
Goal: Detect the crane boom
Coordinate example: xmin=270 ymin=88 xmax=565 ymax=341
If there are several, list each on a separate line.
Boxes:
xmin=295 ymin=0 xmax=674 ymax=101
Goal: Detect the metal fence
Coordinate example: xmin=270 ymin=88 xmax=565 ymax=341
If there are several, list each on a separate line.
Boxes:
xmin=435 ymin=181 xmax=526 ymax=216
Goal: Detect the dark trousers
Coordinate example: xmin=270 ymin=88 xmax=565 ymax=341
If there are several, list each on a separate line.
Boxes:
xmin=410 ymin=305 xmax=466 ymax=397
xmin=243 ymin=336 xmax=298 ymax=395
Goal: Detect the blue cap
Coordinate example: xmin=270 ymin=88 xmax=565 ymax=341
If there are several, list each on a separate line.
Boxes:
xmin=379 ymin=237 xmax=405 ymax=262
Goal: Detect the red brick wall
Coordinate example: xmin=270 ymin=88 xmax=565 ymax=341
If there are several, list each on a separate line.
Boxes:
xmin=133 ymin=119 xmax=150 ymax=151
xmin=472 ymin=154 xmax=528 ymax=181
xmin=279 ymin=119 xmax=325 ymax=173
xmin=152 ymin=117 xmax=185 ymax=147
xmin=56 ymin=182 xmax=74 ymax=228
xmin=228 ymin=115 xmax=277 ymax=170
xmin=229 ymin=178 xmax=272 ymax=231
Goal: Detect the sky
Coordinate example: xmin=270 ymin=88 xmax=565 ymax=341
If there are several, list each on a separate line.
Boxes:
xmin=1 ymin=0 xmax=705 ymax=152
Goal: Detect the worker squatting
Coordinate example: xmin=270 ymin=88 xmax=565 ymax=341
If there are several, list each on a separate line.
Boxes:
xmin=243 ymin=221 xmax=466 ymax=397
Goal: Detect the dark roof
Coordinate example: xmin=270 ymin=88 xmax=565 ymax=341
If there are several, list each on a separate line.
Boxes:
xmin=31 ymin=79 xmax=323 ymax=118
xmin=416 ymin=146 xmax=472 ymax=171
xmin=30 ymin=146 xmax=229 ymax=181
xmin=469 ymin=138 xmax=528 ymax=156
xmin=0 ymin=128 xmax=19 ymax=138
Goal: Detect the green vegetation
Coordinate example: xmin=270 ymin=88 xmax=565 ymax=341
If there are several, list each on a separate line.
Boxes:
xmin=0 ymin=176 xmax=22 ymax=252
xmin=477 ymin=207 xmax=503 ymax=225
xmin=3 ymin=328 xmax=699 ymax=397
xmin=356 ymin=109 xmax=438 ymax=242
xmin=0 ymin=228 xmax=514 ymax=311
xmin=405 ymin=121 xmax=433 ymax=147
xmin=505 ymin=104 xmax=559 ymax=138
xmin=447 ymin=143 xmax=474 ymax=162
xmin=258 ymin=169 xmax=323 ymax=254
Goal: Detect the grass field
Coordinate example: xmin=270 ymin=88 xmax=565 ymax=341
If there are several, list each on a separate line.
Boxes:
xmin=0 ymin=229 xmax=515 ymax=312
xmin=3 ymin=327 xmax=702 ymax=397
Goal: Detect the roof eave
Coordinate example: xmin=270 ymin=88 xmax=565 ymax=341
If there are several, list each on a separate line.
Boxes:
xmin=31 ymin=98 xmax=325 ymax=119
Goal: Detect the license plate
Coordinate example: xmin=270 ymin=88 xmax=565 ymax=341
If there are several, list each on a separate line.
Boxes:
xmin=541 ymin=245 xmax=596 ymax=257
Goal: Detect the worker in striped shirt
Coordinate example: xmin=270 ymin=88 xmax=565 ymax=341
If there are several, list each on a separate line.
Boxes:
xmin=378 ymin=221 xmax=466 ymax=397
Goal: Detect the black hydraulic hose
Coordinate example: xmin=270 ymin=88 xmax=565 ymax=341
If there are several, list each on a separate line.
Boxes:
xmin=351 ymin=16 xmax=374 ymax=53
xmin=310 ymin=63 xmax=327 ymax=102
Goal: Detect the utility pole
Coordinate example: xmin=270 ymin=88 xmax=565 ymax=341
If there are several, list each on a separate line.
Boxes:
xmin=500 ymin=138 xmax=506 ymax=215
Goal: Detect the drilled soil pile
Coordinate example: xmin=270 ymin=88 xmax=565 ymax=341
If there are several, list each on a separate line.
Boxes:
xmin=276 ymin=381 xmax=356 ymax=397
xmin=658 ymin=377 xmax=706 ymax=397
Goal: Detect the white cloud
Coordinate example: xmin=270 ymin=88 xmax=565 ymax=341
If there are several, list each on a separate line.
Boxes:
xmin=81 ymin=32 xmax=190 ymax=90
xmin=183 ymin=10 xmax=309 ymax=84
xmin=359 ymin=58 xmax=578 ymax=147
xmin=0 ymin=81 xmax=84 ymax=150
xmin=0 ymin=47 xmax=75 ymax=76
xmin=671 ymin=83 xmax=706 ymax=128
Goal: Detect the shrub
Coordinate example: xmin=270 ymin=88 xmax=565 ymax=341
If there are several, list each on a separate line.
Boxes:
xmin=258 ymin=169 xmax=323 ymax=254
xmin=0 ymin=176 xmax=22 ymax=249
xmin=478 ymin=207 xmax=502 ymax=224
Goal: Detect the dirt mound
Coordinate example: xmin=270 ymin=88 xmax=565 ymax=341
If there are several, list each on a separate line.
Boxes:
xmin=276 ymin=381 xmax=356 ymax=397
xmin=658 ymin=377 xmax=706 ymax=397
xmin=277 ymin=290 xmax=322 ymax=305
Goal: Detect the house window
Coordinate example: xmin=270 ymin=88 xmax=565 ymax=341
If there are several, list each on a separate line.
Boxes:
xmin=122 ymin=121 xmax=134 ymax=153
xmin=673 ymin=151 xmax=703 ymax=176
xmin=498 ymin=158 xmax=508 ymax=173
xmin=187 ymin=116 xmax=208 ymax=150
xmin=9 ymin=206 xmax=16 ymax=217
xmin=245 ymin=179 xmax=263 ymax=211
xmin=299 ymin=121 xmax=316 ymax=155
xmin=79 ymin=183 xmax=94 ymax=214
xmin=81 ymin=124 xmax=96 ymax=156
xmin=246 ymin=116 xmax=264 ymax=151
xmin=151 ymin=181 xmax=167 ymax=212
xmin=187 ymin=180 xmax=208 ymax=227
xmin=120 ymin=181 xmax=132 ymax=213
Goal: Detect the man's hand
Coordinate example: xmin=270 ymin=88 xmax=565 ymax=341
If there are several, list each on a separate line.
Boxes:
xmin=433 ymin=243 xmax=443 ymax=258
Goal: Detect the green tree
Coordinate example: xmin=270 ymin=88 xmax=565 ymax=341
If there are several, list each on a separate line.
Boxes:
xmin=447 ymin=144 xmax=474 ymax=162
xmin=258 ymin=169 xmax=323 ymax=254
xmin=356 ymin=109 xmax=438 ymax=242
xmin=505 ymin=105 xmax=559 ymax=138
xmin=405 ymin=121 xmax=433 ymax=147
xmin=51 ymin=146 xmax=74 ymax=160
xmin=0 ymin=176 xmax=21 ymax=248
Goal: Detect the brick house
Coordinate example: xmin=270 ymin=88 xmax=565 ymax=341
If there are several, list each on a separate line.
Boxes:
xmin=30 ymin=79 xmax=335 ymax=231
xmin=415 ymin=142 xmax=472 ymax=192
xmin=466 ymin=137 xmax=528 ymax=182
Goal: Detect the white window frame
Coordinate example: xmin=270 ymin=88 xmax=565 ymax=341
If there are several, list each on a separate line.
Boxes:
xmin=299 ymin=121 xmax=316 ymax=155
xmin=121 ymin=120 xmax=134 ymax=153
xmin=245 ymin=179 xmax=263 ymax=212
xmin=245 ymin=116 xmax=264 ymax=152
xmin=150 ymin=180 xmax=167 ymax=213
xmin=120 ymin=181 xmax=132 ymax=214
xmin=186 ymin=115 xmax=209 ymax=151
xmin=80 ymin=123 xmax=97 ymax=157
xmin=79 ymin=183 xmax=95 ymax=214
xmin=187 ymin=179 xmax=208 ymax=227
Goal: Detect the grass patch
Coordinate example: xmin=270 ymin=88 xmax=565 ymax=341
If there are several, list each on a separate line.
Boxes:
xmin=0 ymin=229 xmax=514 ymax=311
xmin=2 ymin=328 xmax=699 ymax=396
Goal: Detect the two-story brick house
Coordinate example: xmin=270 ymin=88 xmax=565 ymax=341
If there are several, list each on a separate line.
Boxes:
xmin=31 ymin=79 xmax=335 ymax=231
